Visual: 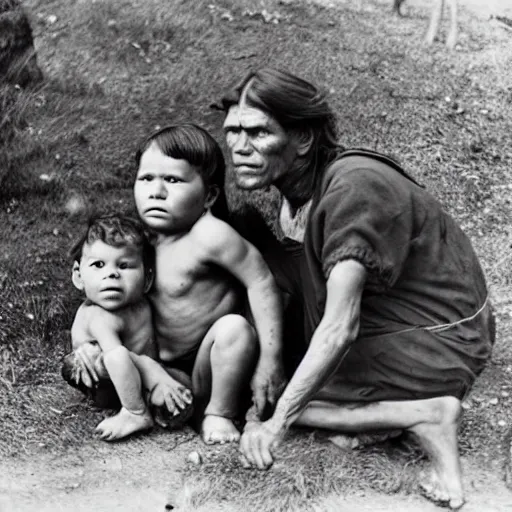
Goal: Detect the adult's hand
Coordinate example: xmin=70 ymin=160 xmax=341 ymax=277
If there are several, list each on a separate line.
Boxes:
xmin=250 ymin=356 xmax=287 ymax=418
xmin=239 ymin=418 xmax=286 ymax=470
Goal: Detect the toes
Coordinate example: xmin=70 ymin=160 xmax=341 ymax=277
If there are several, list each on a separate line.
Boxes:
xmin=449 ymin=498 xmax=465 ymax=510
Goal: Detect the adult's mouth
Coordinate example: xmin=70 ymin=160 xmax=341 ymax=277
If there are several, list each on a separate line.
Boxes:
xmin=233 ymin=163 xmax=261 ymax=173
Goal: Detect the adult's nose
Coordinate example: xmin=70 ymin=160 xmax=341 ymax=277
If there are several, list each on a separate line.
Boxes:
xmin=232 ymin=131 xmax=252 ymax=155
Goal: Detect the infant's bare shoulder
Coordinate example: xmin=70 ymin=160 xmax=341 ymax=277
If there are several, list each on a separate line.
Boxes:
xmin=81 ymin=301 xmax=124 ymax=331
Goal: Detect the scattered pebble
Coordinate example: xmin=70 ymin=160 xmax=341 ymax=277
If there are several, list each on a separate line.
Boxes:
xmin=26 ymin=313 xmax=35 ymax=320
xmin=489 ymin=398 xmax=499 ymax=405
xmin=461 ymin=401 xmax=471 ymax=410
xmin=498 ymin=420 xmax=507 ymax=428
xmin=47 ymin=14 xmax=58 ymax=24
xmin=187 ymin=451 xmax=202 ymax=465
xmin=501 ymin=391 xmax=510 ymax=398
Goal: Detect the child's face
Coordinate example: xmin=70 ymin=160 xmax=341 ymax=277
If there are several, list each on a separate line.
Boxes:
xmin=134 ymin=143 xmax=210 ymax=234
xmin=74 ymin=240 xmax=146 ymax=311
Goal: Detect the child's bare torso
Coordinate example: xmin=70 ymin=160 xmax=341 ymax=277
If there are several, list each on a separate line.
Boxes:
xmin=71 ymin=298 xmax=156 ymax=358
xmin=150 ymin=228 xmax=243 ymax=364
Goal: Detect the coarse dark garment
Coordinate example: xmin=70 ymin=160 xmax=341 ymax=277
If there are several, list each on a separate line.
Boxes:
xmin=266 ymin=150 xmax=494 ymax=402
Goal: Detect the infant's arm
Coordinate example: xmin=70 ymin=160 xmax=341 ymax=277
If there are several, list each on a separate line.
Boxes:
xmin=88 ymin=309 xmax=147 ymax=414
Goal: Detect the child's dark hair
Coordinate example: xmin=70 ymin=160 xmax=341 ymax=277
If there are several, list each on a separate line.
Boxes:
xmin=134 ymin=123 xmax=229 ymax=220
xmin=69 ymin=214 xmax=154 ymax=275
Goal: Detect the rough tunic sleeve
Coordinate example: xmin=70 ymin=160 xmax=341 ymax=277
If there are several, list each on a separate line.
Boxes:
xmin=313 ymin=161 xmax=417 ymax=291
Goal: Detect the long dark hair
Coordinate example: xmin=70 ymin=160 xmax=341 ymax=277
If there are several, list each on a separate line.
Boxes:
xmin=217 ymin=68 xmax=342 ymax=196
xmin=135 ymin=123 xmax=229 ymax=220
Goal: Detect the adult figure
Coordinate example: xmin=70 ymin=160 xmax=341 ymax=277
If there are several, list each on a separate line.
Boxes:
xmin=219 ymin=68 xmax=494 ymax=510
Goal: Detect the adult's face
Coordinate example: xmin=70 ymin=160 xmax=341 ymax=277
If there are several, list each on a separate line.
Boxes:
xmin=223 ymin=103 xmax=300 ymax=191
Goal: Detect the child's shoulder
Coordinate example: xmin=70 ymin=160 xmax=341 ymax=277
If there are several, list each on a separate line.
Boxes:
xmin=191 ymin=211 xmax=245 ymax=249
xmin=76 ymin=300 xmax=124 ymax=329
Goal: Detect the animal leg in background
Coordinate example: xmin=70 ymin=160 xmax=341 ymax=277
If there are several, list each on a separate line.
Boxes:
xmin=425 ymin=0 xmax=458 ymax=48
xmin=393 ymin=0 xmax=407 ymax=17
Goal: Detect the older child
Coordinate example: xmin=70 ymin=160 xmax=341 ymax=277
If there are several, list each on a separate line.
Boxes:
xmin=63 ymin=215 xmax=192 ymax=440
xmin=133 ymin=124 xmax=285 ymax=444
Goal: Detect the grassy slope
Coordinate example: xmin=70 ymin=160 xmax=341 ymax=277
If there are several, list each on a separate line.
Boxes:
xmin=1 ymin=0 xmax=512 ymax=506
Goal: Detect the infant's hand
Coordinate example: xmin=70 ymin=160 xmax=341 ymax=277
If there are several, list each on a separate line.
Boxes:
xmin=74 ymin=343 xmax=102 ymax=388
xmin=149 ymin=376 xmax=193 ymax=416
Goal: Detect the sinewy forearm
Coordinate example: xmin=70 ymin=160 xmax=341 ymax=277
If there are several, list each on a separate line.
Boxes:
xmin=247 ymin=274 xmax=283 ymax=360
xmin=269 ymin=316 xmax=357 ymax=431
xmin=267 ymin=259 xmax=365 ymax=431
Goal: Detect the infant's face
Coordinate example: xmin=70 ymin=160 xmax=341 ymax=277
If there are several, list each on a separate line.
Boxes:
xmin=134 ymin=143 xmax=209 ymax=234
xmin=77 ymin=240 xmax=146 ymax=311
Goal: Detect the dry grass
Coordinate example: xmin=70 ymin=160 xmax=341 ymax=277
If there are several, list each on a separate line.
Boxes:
xmin=1 ymin=0 xmax=512 ymax=505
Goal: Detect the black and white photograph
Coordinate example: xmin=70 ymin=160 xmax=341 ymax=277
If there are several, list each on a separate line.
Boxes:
xmin=1 ymin=0 xmax=512 ymax=510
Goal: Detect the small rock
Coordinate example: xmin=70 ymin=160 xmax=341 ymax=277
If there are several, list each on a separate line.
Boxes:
xmin=461 ymin=401 xmax=471 ymax=410
xmin=501 ymin=391 xmax=510 ymax=398
xmin=489 ymin=398 xmax=499 ymax=405
xmin=47 ymin=14 xmax=57 ymax=24
xmin=220 ymin=12 xmax=234 ymax=21
xmin=498 ymin=420 xmax=507 ymax=428
xmin=187 ymin=451 xmax=202 ymax=465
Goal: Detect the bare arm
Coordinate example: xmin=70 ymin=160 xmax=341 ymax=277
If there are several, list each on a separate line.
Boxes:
xmin=240 ymin=259 xmax=366 ymax=468
xmin=270 ymin=259 xmax=365 ymax=428
xmin=196 ymin=215 xmax=285 ymax=413
xmin=88 ymin=311 xmax=147 ymax=413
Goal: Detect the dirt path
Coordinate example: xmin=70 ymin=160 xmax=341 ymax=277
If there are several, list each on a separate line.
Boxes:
xmin=3 ymin=438 xmax=512 ymax=512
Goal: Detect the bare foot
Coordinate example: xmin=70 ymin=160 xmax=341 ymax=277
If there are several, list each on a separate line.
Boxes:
xmin=201 ymin=415 xmax=240 ymax=445
xmin=410 ymin=396 xmax=465 ymax=510
xmin=95 ymin=407 xmax=154 ymax=441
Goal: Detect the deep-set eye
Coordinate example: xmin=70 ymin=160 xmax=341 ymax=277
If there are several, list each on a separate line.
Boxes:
xmin=164 ymin=176 xmax=180 ymax=183
xmin=254 ymin=128 xmax=270 ymax=138
xmin=90 ymin=261 xmax=104 ymax=268
xmin=137 ymin=174 xmax=153 ymax=182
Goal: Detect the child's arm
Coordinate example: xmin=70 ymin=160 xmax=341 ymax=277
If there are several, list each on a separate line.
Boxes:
xmin=89 ymin=309 xmax=146 ymax=414
xmin=195 ymin=215 xmax=286 ymax=417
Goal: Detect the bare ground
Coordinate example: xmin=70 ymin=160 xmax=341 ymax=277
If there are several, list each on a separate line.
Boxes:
xmin=3 ymin=436 xmax=512 ymax=511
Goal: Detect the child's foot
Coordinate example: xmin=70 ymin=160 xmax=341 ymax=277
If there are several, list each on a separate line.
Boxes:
xmin=201 ymin=414 xmax=240 ymax=444
xmin=95 ymin=407 xmax=154 ymax=441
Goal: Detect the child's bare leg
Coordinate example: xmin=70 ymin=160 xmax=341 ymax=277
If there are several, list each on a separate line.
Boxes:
xmin=95 ymin=346 xmax=153 ymax=441
xmin=296 ymin=396 xmax=464 ymax=509
xmin=193 ymin=315 xmax=257 ymax=444
xmin=129 ymin=353 xmax=194 ymax=422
